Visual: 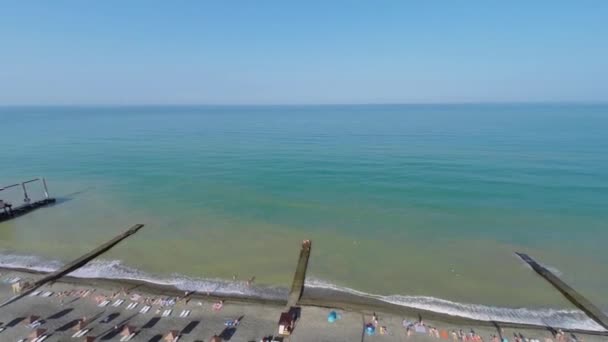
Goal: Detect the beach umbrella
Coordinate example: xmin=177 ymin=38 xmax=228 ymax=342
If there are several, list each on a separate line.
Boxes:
xmin=365 ymin=323 xmax=375 ymax=335
xmin=209 ymin=335 xmax=222 ymax=342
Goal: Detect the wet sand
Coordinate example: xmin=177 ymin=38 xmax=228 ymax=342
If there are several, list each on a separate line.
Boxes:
xmin=0 ymin=268 xmax=605 ymax=342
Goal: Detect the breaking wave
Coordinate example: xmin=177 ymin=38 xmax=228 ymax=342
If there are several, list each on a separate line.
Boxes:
xmin=0 ymin=252 xmax=605 ymax=332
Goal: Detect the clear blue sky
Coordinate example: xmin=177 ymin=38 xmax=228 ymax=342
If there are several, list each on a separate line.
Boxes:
xmin=1 ymin=1 xmax=606 ymax=105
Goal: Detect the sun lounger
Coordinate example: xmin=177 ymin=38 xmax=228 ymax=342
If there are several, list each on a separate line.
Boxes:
xmin=17 ymin=339 xmax=27 ymax=342
xmin=72 ymin=328 xmax=90 ymax=338
xmin=28 ymin=320 xmax=43 ymax=329
xmin=0 ymin=327 xmax=5 ymax=333
xmin=140 ymin=305 xmax=151 ymax=314
xmin=41 ymin=291 xmax=53 ymax=297
xmin=112 ymin=299 xmax=125 ymax=307
xmin=120 ymin=333 xmax=136 ymax=341
xmin=162 ymin=309 xmax=172 ymax=317
xmin=32 ymin=334 xmax=48 ymax=342
xmin=29 ymin=290 xmax=42 ymax=297
xmin=98 ymin=300 xmax=110 ymax=307
xmin=126 ymin=302 xmax=138 ymax=310
xmin=179 ymin=310 xmax=190 ymax=318
xmin=7 ymin=277 xmax=21 ymax=284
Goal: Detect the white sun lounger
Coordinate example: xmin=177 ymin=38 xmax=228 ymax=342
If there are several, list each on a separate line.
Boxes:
xmin=28 ymin=320 xmax=43 ymax=329
xmin=162 ymin=309 xmax=172 ymax=317
xmin=29 ymin=290 xmax=42 ymax=297
xmin=112 ymin=299 xmax=125 ymax=307
xmin=98 ymin=300 xmax=110 ymax=307
xmin=41 ymin=291 xmax=53 ymax=297
xmin=0 ymin=327 xmax=5 ymax=333
xmin=32 ymin=334 xmax=48 ymax=342
xmin=126 ymin=302 xmax=138 ymax=310
xmin=72 ymin=328 xmax=90 ymax=338
xmin=120 ymin=332 xmax=136 ymax=341
xmin=8 ymin=277 xmax=21 ymax=284
xmin=140 ymin=305 xmax=151 ymax=314
xmin=179 ymin=310 xmax=190 ymax=318
xmin=17 ymin=339 xmax=27 ymax=342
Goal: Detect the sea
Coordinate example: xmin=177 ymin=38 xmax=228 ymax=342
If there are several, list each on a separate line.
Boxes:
xmin=0 ymin=104 xmax=607 ymax=330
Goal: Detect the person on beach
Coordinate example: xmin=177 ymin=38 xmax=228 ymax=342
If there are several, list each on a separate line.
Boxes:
xmin=246 ymin=276 xmax=256 ymax=287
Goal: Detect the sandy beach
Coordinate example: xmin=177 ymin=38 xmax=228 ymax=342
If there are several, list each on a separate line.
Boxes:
xmin=0 ymin=268 xmax=605 ymax=342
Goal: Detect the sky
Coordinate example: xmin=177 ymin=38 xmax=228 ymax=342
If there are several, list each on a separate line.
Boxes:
xmin=0 ymin=1 xmax=606 ymax=105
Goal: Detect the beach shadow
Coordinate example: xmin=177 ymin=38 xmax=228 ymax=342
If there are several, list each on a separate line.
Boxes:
xmin=100 ymin=326 xmax=122 ymax=340
xmin=100 ymin=312 xmax=120 ymax=324
xmin=64 ymin=296 xmax=82 ymax=305
xmin=491 ymin=321 xmax=503 ymax=340
xmin=148 ymin=334 xmax=163 ymax=342
xmin=97 ymin=312 xmax=139 ymax=340
xmin=219 ymin=327 xmax=237 ymax=340
xmin=56 ymin=319 xmax=79 ymax=331
xmin=142 ymin=316 xmax=161 ymax=329
xmin=48 ymin=308 xmax=73 ymax=320
xmin=180 ymin=320 xmax=200 ymax=334
xmin=53 ymin=187 xmax=95 ymax=205
xmin=7 ymin=316 xmax=25 ymax=327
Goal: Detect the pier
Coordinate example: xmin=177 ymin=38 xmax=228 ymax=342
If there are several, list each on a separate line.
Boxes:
xmin=287 ymin=239 xmax=312 ymax=308
xmin=516 ymin=252 xmax=608 ymax=331
xmin=0 ymin=178 xmax=56 ymax=223
xmin=0 ymin=223 xmax=145 ymax=309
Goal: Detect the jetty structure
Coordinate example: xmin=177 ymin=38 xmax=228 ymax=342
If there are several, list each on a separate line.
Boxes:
xmin=0 ymin=224 xmax=145 ymax=309
xmin=287 ymin=239 xmax=312 ymax=308
xmin=276 ymin=239 xmax=312 ymax=337
xmin=516 ymin=252 xmax=608 ymax=331
xmin=0 ymin=177 xmax=56 ymax=223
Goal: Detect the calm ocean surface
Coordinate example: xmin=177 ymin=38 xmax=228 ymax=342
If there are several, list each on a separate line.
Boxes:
xmin=1 ymin=104 xmax=607 ymax=328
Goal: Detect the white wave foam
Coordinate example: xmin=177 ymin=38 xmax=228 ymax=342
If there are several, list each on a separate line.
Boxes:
xmin=305 ymin=278 xmax=606 ymax=332
xmin=1 ymin=252 xmax=604 ymax=332
xmin=0 ymin=252 xmax=288 ymax=301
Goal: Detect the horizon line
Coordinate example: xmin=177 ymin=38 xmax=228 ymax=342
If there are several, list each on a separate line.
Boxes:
xmin=1 ymin=100 xmax=607 ymax=108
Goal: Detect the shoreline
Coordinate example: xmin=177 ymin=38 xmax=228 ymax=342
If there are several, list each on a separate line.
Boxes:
xmin=3 ymin=266 xmax=606 ymax=337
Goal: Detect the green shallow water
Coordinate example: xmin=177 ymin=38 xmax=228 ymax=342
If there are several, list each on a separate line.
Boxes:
xmin=0 ymin=104 xmax=607 ymax=311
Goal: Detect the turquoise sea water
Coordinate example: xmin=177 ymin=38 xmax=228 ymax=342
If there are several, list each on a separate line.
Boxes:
xmin=1 ymin=105 xmax=607 ymax=328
